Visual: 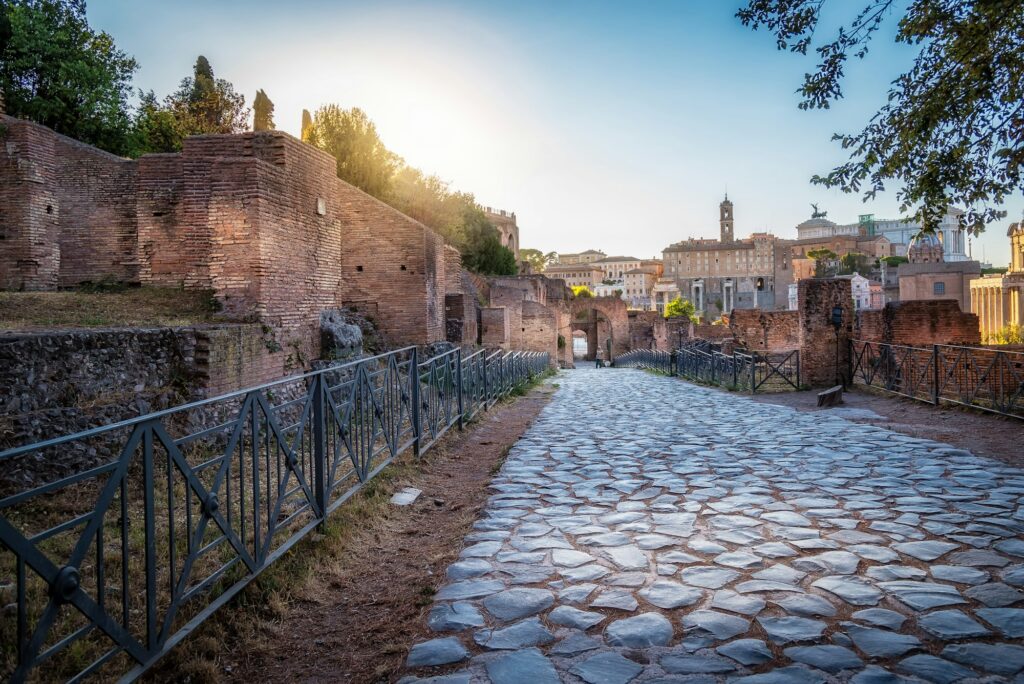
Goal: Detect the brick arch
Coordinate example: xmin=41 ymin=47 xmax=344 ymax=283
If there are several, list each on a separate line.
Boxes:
xmin=570 ymin=296 xmax=630 ymax=358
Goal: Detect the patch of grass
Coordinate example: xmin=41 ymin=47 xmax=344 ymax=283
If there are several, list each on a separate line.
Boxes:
xmin=0 ymin=287 xmax=224 ymax=331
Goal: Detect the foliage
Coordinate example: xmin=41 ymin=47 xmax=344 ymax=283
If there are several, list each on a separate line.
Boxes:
xmin=519 ymin=248 xmax=557 ymax=273
xmin=664 ymin=296 xmax=697 ymax=321
xmin=988 ymin=324 xmax=1024 ymax=345
xmin=129 ymin=55 xmax=249 ymax=155
xmin=0 ymin=0 xmax=138 ymax=154
xmin=838 ymin=252 xmax=873 ymax=275
xmin=253 ymin=89 xmax=274 ymax=131
xmin=880 ymin=255 xmax=909 ymax=267
xmin=571 ymin=285 xmax=594 ymax=298
xmin=738 ymin=0 xmax=1024 ymax=234
xmin=458 ymin=204 xmax=517 ymax=276
xmin=305 ymin=105 xmax=400 ymax=200
xmin=807 ymin=248 xmax=839 ymax=277
xmin=301 ymin=108 xmax=312 ymax=140
xmin=982 ymin=266 xmax=1008 ymax=275
xmin=557 ymin=334 xmax=565 ymax=350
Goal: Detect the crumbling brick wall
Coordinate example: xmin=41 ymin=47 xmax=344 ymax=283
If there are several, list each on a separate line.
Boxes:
xmin=729 ymin=309 xmax=800 ymax=352
xmin=798 ymin=279 xmax=853 ymax=387
xmin=855 ymin=300 xmax=980 ymax=346
xmin=0 ymin=115 xmax=137 ymax=289
xmin=480 ymin=307 xmax=509 ymax=347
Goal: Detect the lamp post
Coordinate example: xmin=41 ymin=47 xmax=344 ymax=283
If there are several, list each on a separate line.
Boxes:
xmin=831 ymin=305 xmax=844 ymax=387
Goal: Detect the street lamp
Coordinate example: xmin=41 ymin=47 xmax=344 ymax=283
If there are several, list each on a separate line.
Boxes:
xmin=831 ymin=305 xmax=843 ymax=387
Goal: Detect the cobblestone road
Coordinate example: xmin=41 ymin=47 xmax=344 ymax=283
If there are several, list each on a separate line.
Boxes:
xmin=402 ymin=368 xmax=1024 ymax=683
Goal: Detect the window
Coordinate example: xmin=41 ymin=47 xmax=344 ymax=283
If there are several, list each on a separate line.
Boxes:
xmin=933 ymin=282 xmax=946 ymax=295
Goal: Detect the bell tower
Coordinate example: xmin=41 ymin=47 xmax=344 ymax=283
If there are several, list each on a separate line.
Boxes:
xmin=720 ymin=194 xmax=734 ymax=243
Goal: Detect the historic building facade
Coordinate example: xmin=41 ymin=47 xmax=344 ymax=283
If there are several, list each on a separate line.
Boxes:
xmin=659 ymin=196 xmax=790 ymax=317
xmin=796 ymin=208 xmax=970 ymax=262
xmin=483 ymin=207 xmax=520 ymax=260
xmin=554 ymin=249 xmax=606 ymax=265
xmin=970 ymin=220 xmax=1024 ymax=341
xmin=898 ymin=233 xmax=980 ymax=314
xmin=543 ymin=262 xmax=604 ymax=289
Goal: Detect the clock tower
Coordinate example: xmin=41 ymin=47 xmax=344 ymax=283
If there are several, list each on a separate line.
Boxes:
xmin=720 ymin=195 xmax=734 ymax=243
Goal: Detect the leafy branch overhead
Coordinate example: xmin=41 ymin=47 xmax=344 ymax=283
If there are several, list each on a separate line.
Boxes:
xmin=738 ymin=0 xmax=1024 ymax=234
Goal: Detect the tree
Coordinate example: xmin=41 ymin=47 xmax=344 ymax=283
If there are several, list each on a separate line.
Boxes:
xmin=305 ymin=104 xmax=400 ymax=200
xmin=128 ymin=55 xmax=249 ymax=155
xmin=301 ymin=108 xmax=313 ymax=141
xmin=880 ymin=255 xmax=909 ymax=267
xmin=167 ymin=55 xmax=248 ymax=135
xmin=838 ymin=252 xmax=872 ymax=275
xmin=520 ymin=248 xmax=556 ymax=273
xmin=738 ymin=0 xmax=1024 ymax=234
xmin=665 ymin=296 xmax=697 ymax=321
xmin=807 ymin=248 xmax=838 ymax=277
xmin=253 ymin=89 xmax=274 ymax=131
xmin=0 ymin=0 xmax=138 ymax=154
xmin=572 ymin=285 xmax=594 ymax=298
xmin=459 ymin=204 xmax=517 ymax=276
xmin=988 ymin=324 xmax=1024 ymax=345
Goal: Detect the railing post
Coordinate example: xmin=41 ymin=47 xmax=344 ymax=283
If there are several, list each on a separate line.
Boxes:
xmin=711 ymin=354 xmax=716 ymax=385
xmin=411 ymin=347 xmax=422 ymax=457
xmin=482 ymin=352 xmax=489 ymax=410
xmin=732 ymin=351 xmax=738 ymax=388
xmin=932 ymin=344 xmax=940 ymax=405
xmin=456 ymin=347 xmax=464 ymax=430
xmin=749 ymin=354 xmax=756 ymax=394
xmin=796 ymin=350 xmax=801 ymax=389
xmin=670 ymin=349 xmax=677 ymax=376
xmin=312 ymin=373 xmax=327 ymax=523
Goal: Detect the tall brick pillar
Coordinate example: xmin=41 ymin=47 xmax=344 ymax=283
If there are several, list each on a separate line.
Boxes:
xmin=797 ymin=279 xmax=853 ymax=388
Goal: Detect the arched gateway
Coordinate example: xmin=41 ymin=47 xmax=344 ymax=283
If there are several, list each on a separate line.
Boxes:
xmin=569 ymin=296 xmax=630 ymax=360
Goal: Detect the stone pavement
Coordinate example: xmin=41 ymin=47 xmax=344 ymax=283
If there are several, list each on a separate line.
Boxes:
xmin=401 ymin=368 xmax=1024 ymax=683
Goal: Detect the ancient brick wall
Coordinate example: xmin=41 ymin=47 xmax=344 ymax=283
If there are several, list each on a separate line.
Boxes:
xmin=0 ymin=115 xmax=137 ymax=289
xmin=855 ymin=300 xmax=980 ymax=346
xmin=480 ymin=307 xmax=509 ymax=347
xmin=798 ymin=279 xmax=853 ymax=387
xmin=521 ymin=300 xmax=558 ymax=365
xmin=729 ymin=309 xmax=800 ymax=352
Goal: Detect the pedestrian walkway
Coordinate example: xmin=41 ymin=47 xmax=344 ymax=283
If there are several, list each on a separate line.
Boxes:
xmin=402 ymin=368 xmax=1024 ymax=683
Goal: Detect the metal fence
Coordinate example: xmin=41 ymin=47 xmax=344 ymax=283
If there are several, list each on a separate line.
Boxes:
xmin=850 ymin=339 xmax=1024 ymax=420
xmin=615 ymin=347 xmax=800 ymax=393
xmin=0 ymin=346 xmax=549 ymax=683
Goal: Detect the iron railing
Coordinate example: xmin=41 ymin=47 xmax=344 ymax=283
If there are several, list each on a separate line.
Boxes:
xmin=850 ymin=339 xmax=1023 ymax=420
xmin=615 ymin=347 xmax=800 ymax=393
xmin=611 ymin=349 xmax=673 ymax=374
xmin=0 ymin=346 xmax=549 ymax=683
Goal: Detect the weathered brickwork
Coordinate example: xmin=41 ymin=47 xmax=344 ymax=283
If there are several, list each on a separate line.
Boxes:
xmin=856 ymin=300 xmax=980 ymax=346
xmin=0 ymin=118 xmax=461 ymax=359
xmin=0 ymin=115 xmax=137 ymax=289
xmin=729 ymin=309 xmax=800 ymax=352
xmin=480 ymin=307 xmax=510 ymax=347
xmin=797 ymin=279 xmax=853 ymax=387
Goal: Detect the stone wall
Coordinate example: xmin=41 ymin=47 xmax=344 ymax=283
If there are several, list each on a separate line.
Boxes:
xmin=729 ymin=309 xmax=800 ymax=352
xmin=521 ymin=301 xmax=558 ymax=362
xmin=856 ymin=300 xmax=981 ymax=346
xmin=0 ymin=323 xmax=283 ymax=450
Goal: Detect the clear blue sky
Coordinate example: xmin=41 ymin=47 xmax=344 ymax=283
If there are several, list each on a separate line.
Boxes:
xmin=88 ymin=0 xmax=1018 ymax=266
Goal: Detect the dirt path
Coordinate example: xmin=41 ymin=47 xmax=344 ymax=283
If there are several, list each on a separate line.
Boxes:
xmin=207 ymin=385 xmax=554 ymax=683
xmin=749 ymin=385 xmax=1024 ymax=468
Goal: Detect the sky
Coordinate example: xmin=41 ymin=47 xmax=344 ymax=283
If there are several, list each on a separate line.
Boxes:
xmin=88 ymin=0 xmax=1019 ymax=267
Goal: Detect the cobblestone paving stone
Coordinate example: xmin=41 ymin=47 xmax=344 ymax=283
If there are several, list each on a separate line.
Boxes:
xmin=401 ymin=368 xmax=1024 ymax=683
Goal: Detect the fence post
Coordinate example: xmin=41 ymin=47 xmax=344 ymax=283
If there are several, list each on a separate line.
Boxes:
xmin=411 ymin=347 xmax=422 ymax=457
xmin=795 ymin=350 xmax=801 ymax=390
xmin=670 ymin=349 xmax=677 ymax=376
xmin=312 ymin=373 xmax=327 ymax=523
xmin=482 ymin=353 xmax=489 ymax=410
xmin=749 ymin=354 xmax=756 ymax=394
xmin=711 ymin=354 xmax=717 ymax=384
xmin=932 ymin=344 xmax=940 ymax=405
xmin=732 ymin=351 xmax=738 ymax=388
xmin=456 ymin=347 xmax=464 ymax=430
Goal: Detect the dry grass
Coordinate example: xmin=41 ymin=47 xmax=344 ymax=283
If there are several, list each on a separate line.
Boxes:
xmin=0 ymin=287 xmax=223 ymax=332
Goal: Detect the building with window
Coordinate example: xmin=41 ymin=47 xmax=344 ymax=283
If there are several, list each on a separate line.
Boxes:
xmin=543 ymin=262 xmax=604 ymax=290
xmin=483 ymin=207 xmax=519 ymax=260
xmin=798 ymin=208 xmax=970 ymax=262
xmin=554 ymin=249 xmax=606 ymax=265
xmin=897 ymin=232 xmax=979 ymax=313
xmin=970 ymin=220 xmax=1024 ymax=341
xmin=659 ymin=196 xmax=790 ymax=317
